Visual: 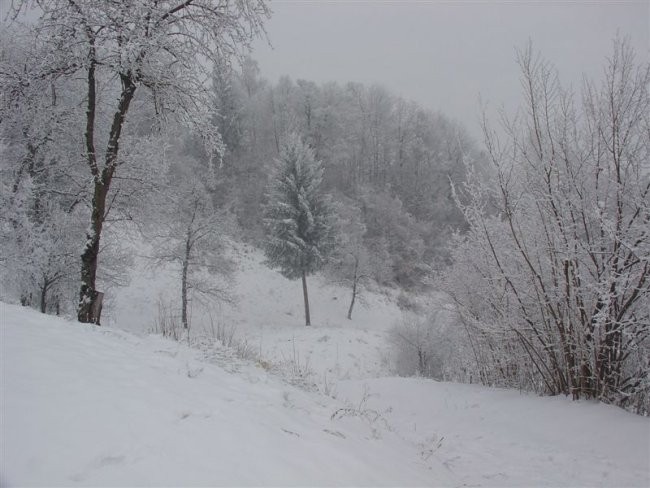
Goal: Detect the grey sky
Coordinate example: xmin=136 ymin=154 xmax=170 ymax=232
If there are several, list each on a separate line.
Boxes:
xmin=251 ymin=1 xmax=649 ymax=140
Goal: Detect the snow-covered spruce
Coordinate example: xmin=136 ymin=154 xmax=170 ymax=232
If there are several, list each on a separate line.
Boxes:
xmin=263 ymin=133 xmax=335 ymax=326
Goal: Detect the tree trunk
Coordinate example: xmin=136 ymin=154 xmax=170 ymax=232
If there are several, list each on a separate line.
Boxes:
xmin=302 ymin=270 xmax=311 ymax=326
xmin=77 ymin=73 xmax=136 ymax=325
xmin=181 ymin=237 xmax=191 ymax=330
xmin=347 ymin=282 xmax=357 ymax=320
xmin=418 ymin=348 xmax=427 ymax=376
xmin=347 ymin=257 xmax=359 ymax=320
xmin=40 ymin=280 xmax=48 ymax=314
xmin=78 ymin=180 xmax=107 ymax=324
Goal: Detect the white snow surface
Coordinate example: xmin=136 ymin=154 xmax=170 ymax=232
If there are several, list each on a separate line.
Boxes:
xmin=1 ymin=303 xmax=442 ymax=487
xmin=336 ymin=378 xmax=650 ymax=487
xmin=2 ymin=244 xmax=649 ymax=486
xmin=107 ymin=242 xmax=404 ymax=383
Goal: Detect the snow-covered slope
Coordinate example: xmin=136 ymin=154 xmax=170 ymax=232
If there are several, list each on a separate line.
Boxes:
xmin=337 ymin=378 xmax=650 ymax=487
xmin=2 ymin=302 xmax=649 ymax=486
xmin=0 ymin=303 xmax=445 ymax=486
xmin=4 ymin=242 xmax=649 ymax=487
xmin=108 ymin=243 xmax=403 ymax=383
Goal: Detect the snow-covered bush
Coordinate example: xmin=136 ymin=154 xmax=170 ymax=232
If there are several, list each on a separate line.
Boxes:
xmin=151 ymin=298 xmax=184 ymax=342
xmin=395 ymin=292 xmax=423 ymax=313
xmin=389 ymin=306 xmax=462 ymax=380
xmin=445 ymin=40 xmax=650 ymax=413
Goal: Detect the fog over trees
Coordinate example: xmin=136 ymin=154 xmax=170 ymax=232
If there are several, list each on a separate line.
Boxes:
xmin=1 ymin=2 xmax=648 ymax=415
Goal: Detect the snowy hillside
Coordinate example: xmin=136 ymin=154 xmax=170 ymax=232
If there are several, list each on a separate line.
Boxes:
xmin=0 ymin=303 xmax=444 ymax=486
xmin=337 ymin=379 xmax=650 ymax=487
xmin=107 ymin=243 xmax=406 ymax=383
xmin=3 ymin=3 xmax=647 ymax=486
xmin=2 ymin=301 xmax=649 ymax=487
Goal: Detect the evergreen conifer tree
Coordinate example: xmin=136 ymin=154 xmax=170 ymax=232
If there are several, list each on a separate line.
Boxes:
xmin=263 ymin=133 xmax=335 ymax=326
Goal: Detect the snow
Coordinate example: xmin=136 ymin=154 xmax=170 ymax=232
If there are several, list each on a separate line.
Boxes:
xmin=3 ymin=243 xmax=649 ymax=486
xmin=0 ymin=303 xmax=443 ymax=486
xmin=337 ymin=378 xmax=650 ymax=487
xmin=106 ymin=242 xmax=403 ymax=383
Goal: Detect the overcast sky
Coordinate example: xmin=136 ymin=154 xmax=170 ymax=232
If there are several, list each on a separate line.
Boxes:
xmin=251 ymin=1 xmax=649 ymax=140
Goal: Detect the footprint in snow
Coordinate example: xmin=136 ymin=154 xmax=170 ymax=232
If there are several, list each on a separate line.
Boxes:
xmin=97 ymin=455 xmax=126 ymax=467
xmin=281 ymin=428 xmax=300 ymax=437
xmin=323 ymin=429 xmax=346 ymax=439
xmin=69 ymin=454 xmax=126 ymax=482
xmin=155 ymin=349 xmax=177 ymax=358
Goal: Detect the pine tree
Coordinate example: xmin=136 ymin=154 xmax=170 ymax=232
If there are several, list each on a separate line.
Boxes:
xmin=263 ymin=134 xmax=335 ymax=326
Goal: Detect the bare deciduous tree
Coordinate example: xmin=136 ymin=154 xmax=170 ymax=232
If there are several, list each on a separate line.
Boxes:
xmin=148 ymin=153 xmax=234 ymax=332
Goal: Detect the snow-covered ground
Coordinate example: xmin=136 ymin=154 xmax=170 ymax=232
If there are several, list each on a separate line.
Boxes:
xmin=107 ymin=243 xmax=404 ymax=383
xmin=337 ymin=378 xmax=650 ymax=487
xmin=1 ymin=303 xmax=444 ymax=487
xmin=2 ymin=244 xmax=649 ymax=486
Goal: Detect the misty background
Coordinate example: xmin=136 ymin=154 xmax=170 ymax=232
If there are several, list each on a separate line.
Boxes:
xmin=251 ymin=1 xmax=648 ymax=138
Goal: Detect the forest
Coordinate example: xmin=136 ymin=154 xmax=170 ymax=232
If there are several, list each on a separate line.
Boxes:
xmin=1 ymin=0 xmax=648 ymax=416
